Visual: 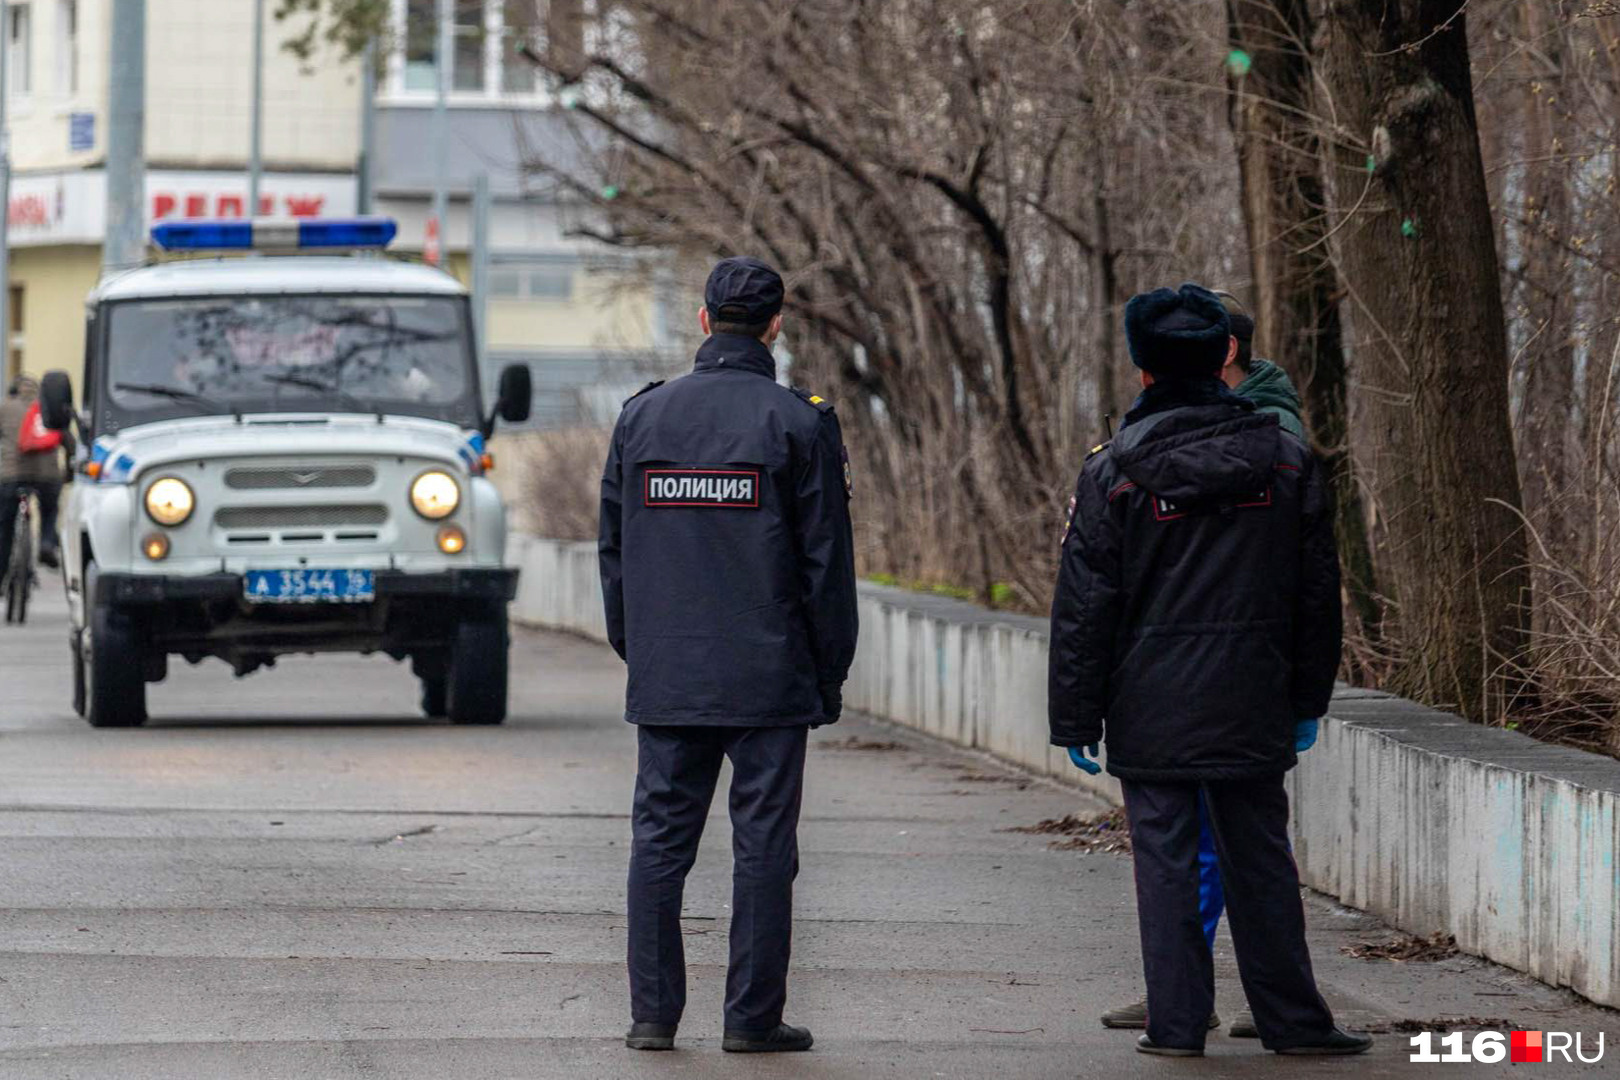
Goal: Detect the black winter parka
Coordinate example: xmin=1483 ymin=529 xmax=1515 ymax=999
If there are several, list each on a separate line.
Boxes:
xmin=1047 ymin=379 xmax=1342 ymax=782
xmin=599 ymin=334 xmax=859 ymax=727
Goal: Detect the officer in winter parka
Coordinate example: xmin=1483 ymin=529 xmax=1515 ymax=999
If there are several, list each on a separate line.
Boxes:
xmin=1047 ymin=282 xmax=1369 ymax=1058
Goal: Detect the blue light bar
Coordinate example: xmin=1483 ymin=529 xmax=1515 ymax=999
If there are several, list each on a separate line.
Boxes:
xmin=299 ymin=218 xmax=398 ymax=248
xmin=151 ymin=217 xmax=398 ymax=252
xmin=151 ymin=220 xmax=254 ymax=250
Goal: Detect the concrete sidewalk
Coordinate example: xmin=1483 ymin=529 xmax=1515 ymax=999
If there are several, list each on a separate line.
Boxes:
xmin=0 ymin=587 xmax=1615 ymax=1078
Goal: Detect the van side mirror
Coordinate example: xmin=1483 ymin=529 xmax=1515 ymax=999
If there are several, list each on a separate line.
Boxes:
xmin=494 ymin=363 xmax=532 ymax=425
xmin=39 ymin=371 xmax=75 ymax=432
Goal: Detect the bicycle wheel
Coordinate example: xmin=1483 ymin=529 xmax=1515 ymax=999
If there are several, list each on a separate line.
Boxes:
xmin=7 ymin=512 xmax=32 ymax=625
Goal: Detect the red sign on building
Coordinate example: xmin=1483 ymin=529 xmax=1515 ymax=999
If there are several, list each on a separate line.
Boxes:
xmin=151 ymin=192 xmax=329 ymax=220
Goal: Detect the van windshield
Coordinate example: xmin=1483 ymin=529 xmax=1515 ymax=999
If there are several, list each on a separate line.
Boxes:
xmin=98 ymin=294 xmax=483 ymax=431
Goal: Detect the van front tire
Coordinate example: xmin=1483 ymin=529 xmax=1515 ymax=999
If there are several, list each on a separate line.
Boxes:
xmin=83 ymin=597 xmax=149 ymax=728
xmin=421 ymin=674 xmax=448 ymax=718
xmin=446 ymin=616 xmax=508 ymax=726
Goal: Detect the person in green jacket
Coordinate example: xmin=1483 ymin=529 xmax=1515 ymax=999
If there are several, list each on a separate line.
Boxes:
xmin=1214 ymin=301 xmax=1306 ymax=441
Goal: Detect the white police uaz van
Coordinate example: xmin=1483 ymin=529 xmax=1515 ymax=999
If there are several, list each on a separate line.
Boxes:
xmin=38 ymin=218 xmax=533 ymax=727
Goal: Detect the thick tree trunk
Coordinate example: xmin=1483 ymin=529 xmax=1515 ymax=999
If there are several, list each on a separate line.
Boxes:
xmin=1515 ymin=1 xmax=1578 ymax=586
xmin=1226 ymin=0 xmax=1382 ymax=652
xmin=1317 ymin=0 xmax=1529 ymax=722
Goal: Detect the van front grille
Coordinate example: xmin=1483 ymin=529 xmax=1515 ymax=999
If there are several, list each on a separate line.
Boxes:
xmin=215 ymin=504 xmax=389 ymax=530
xmin=225 ymin=465 xmax=376 ymax=490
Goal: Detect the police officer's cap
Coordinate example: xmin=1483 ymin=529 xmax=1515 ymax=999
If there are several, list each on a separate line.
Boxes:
xmin=1124 ymin=282 xmax=1232 ymax=378
xmin=706 ymin=257 xmax=785 ymax=325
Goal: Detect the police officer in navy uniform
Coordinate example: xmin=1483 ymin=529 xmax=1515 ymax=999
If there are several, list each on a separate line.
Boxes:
xmin=1048 ymin=283 xmax=1371 ymax=1058
xmin=599 ymin=256 xmax=858 ymax=1055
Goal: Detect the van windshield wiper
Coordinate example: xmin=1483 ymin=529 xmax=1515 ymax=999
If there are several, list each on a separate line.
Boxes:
xmin=261 ymin=372 xmax=378 ymax=419
xmin=114 ymin=382 xmax=237 ymax=419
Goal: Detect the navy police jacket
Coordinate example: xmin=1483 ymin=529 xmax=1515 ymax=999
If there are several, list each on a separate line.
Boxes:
xmin=1047 ymin=379 xmax=1342 ymax=781
xmin=599 ymin=333 xmax=859 ymax=727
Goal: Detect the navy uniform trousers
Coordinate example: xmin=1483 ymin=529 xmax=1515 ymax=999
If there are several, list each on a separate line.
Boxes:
xmin=1122 ymin=773 xmax=1336 ymax=1052
xmin=628 ymin=724 xmax=807 ymax=1032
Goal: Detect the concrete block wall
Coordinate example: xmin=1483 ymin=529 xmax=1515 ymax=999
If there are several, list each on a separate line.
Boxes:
xmin=508 ymin=536 xmax=1620 ymax=1008
xmin=507 ymin=535 xmax=608 ymax=642
xmin=844 ymin=583 xmax=1123 ymax=805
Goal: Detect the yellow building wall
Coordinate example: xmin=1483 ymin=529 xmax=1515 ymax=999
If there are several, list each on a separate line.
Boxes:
xmin=437 ymin=254 xmax=658 ymax=354
xmin=8 ymin=247 xmax=101 ymax=391
xmin=487 ymin=274 xmax=657 ymax=352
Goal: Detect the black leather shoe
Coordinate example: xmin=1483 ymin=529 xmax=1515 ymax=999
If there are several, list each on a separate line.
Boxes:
xmin=1227 ymin=1008 xmax=1258 ymax=1038
xmin=625 ymin=1022 xmax=677 ymax=1050
xmin=1136 ymin=1035 xmax=1203 ymax=1057
xmin=722 ymin=1023 xmax=814 ymax=1053
xmin=1276 ymin=1028 xmax=1373 ymax=1055
xmin=37 ymin=545 xmax=60 ymax=570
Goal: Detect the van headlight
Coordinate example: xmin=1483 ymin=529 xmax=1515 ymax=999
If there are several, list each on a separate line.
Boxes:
xmin=144 ymin=477 xmax=196 ymax=526
xmin=409 ymin=470 xmax=460 ymax=520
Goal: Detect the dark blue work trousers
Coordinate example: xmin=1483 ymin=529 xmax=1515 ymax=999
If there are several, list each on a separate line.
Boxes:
xmin=627 ymin=724 xmax=807 ymax=1032
xmin=1122 ymin=774 xmax=1335 ymax=1052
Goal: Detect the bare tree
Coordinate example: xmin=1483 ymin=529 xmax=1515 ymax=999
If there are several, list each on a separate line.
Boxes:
xmin=1317 ymin=0 xmax=1529 ymax=721
xmin=510 ymin=0 xmax=1242 ymax=605
xmin=1226 ymin=0 xmax=1381 ymax=650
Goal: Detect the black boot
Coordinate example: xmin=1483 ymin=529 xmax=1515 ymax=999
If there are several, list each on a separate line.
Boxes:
xmin=1276 ymin=1029 xmax=1373 ymax=1056
xmin=722 ymin=1023 xmax=814 ymax=1053
xmin=625 ymin=1022 xmax=676 ymax=1051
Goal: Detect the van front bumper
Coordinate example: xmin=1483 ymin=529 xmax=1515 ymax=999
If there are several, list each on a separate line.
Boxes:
xmin=96 ymin=568 xmax=521 ymax=607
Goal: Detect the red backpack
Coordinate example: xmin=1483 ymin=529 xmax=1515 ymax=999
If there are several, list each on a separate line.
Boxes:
xmin=17 ymin=401 xmax=63 ymax=454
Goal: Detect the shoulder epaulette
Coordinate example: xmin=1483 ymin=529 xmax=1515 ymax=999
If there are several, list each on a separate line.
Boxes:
xmin=790 ymin=387 xmax=835 ymax=414
xmin=625 ymin=379 xmax=665 ymax=404
xmin=1085 ymin=441 xmax=1111 ymax=460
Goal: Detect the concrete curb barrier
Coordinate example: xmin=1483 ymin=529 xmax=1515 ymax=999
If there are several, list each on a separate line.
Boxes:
xmin=508 ymin=535 xmax=1620 ymax=1008
xmin=508 ymin=534 xmax=607 ymax=642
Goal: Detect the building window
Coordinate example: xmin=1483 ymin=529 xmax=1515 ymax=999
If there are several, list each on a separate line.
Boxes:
xmin=490 ymin=264 xmax=574 ymax=302
xmin=402 ymin=0 xmax=437 ymax=91
xmin=501 ymin=1 xmax=540 ymax=94
xmin=452 ymin=1 xmax=484 ymax=92
xmin=56 ymin=0 xmax=75 ymax=95
xmin=390 ymin=0 xmax=571 ymax=100
xmin=7 ymin=3 xmax=31 ymax=97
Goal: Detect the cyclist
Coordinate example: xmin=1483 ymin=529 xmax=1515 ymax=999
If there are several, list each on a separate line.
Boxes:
xmin=0 ymin=375 xmax=69 ymax=578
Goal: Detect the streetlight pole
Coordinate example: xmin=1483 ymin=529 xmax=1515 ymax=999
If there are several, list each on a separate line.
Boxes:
xmin=357 ymin=38 xmax=376 ymax=216
xmin=248 ymin=0 xmax=265 ymax=217
xmin=471 ymin=174 xmax=489 ymax=371
xmin=104 ymin=0 xmax=147 ymax=270
xmin=429 ymin=0 xmax=450 ymax=265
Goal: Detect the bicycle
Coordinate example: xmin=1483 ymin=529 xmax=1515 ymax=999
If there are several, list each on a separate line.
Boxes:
xmin=3 ymin=488 xmax=33 ymax=626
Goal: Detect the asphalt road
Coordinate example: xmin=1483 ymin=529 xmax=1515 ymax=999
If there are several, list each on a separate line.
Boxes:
xmin=1 ymin=584 xmax=1616 ymax=1079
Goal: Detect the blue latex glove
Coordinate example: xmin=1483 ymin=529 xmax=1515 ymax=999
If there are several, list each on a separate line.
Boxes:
xmin=1067 ymin=744 xmax=1102 ymax=775
xmin=1295 ymin=718 xmax=1319 ymax=753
